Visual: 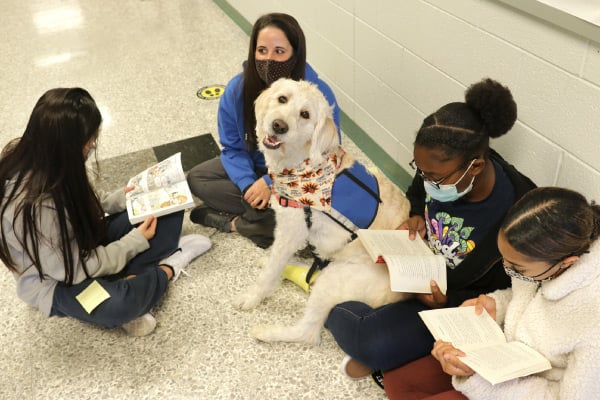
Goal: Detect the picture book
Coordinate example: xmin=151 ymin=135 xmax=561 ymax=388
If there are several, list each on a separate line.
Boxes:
xmin=125 ymin=152 xmax=194 ymax=224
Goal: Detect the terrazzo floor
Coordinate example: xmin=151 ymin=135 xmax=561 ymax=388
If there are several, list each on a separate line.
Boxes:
xmin=0 ymin=1 xmax=388 ymax=399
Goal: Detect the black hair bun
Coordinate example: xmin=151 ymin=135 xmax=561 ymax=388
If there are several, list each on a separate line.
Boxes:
xmin=465 ymin=78 xmax=517 ymax=138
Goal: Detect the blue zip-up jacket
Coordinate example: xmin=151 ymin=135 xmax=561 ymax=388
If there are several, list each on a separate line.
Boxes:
xmin=218 ymin=62 xmax=341 ymax=193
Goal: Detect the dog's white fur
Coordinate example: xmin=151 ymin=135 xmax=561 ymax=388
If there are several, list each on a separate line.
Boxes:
xmin=233 ymin=79 xmax=412 ymax=344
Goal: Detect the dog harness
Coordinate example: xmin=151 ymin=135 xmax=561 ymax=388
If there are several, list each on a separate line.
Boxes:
xmin=271 ymin=147 xmax=382 ymax=283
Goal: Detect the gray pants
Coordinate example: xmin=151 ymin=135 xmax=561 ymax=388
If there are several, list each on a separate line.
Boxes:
xmin=187 ymin=157 xmax=275 ymax=248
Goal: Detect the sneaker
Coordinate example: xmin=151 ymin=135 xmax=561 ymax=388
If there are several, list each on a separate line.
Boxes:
xmin=235 ymin=216 xmax=275 ymax=249
xmin=161 ymin=234 xmax=212 ymax=281
xmin=121 ymin=313 xmax=156 ymax=336
xmin=190 ymin=205 xmax=234 ymax=232
xmin=341 ymin=355 xmax=373 ymax=380
xmin=371 ymin=370 xmax=385 ymax=389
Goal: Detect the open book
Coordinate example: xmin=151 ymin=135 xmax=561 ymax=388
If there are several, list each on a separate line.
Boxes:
xmin=357 ymin=229 xmax=446 ymax=294
xmin=418 ymin=306 xmax=552 ymax=385
xmin=125 ymin=152 xmax=195 ymax=224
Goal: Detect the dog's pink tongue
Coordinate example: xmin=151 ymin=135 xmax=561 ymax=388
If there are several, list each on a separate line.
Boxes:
xmin=263 ymin=135 xmax=281 ymax=149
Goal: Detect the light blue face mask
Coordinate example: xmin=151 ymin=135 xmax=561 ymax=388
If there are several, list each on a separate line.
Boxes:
xmin=423 ymin=161 xmax=475 ymax=202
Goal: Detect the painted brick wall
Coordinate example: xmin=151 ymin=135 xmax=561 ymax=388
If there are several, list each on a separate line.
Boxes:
xmin=225 ymin=0 xmax=600 ymax=201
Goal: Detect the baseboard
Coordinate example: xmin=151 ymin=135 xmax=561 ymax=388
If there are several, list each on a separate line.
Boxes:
xmin=213 ymin=0 xmax=252 ymax=35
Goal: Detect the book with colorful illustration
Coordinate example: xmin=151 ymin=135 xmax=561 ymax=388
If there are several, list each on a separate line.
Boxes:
xmin=125 ymin=152 xmax=194 ymax=224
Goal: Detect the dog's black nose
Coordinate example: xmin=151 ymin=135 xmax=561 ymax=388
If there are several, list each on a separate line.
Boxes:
xmin=272 ymin=119 xmax=288 ymax=134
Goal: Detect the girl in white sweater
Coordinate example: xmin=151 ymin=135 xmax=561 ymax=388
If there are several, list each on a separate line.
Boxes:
xmin=384 ymin=187 xmax=600 ymax=399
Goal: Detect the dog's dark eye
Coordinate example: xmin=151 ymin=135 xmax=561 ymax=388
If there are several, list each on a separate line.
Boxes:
xmin=300 ymin=110 xmax=310 ymax=119
xmin=278 ymin=96 xmax=287 ymax=104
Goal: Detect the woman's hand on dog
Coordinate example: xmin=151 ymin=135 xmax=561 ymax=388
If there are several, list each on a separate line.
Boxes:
xmin=398 ymin=215 xmax=426 ymax=240
xmin=243 ymin=178 xmax=271 ymax=209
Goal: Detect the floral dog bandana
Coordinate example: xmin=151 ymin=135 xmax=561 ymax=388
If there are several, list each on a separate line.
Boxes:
xmin=270 ymin=148 xmax=345 ymax=212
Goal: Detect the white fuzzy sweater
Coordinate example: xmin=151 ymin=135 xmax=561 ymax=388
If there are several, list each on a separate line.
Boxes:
xmin=453 ymin=241 xmax=600 ymax=399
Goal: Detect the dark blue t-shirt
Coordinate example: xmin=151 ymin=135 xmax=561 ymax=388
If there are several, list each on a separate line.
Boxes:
xmin=424 ymin=159 xmax=514 ymax=269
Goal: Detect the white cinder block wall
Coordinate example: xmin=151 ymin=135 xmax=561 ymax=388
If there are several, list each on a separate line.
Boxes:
xmin=224 ymin=0 xmax=600 ymax=201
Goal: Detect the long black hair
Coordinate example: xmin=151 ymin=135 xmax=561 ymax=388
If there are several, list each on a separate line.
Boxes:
xmin=242 ymin=13 xmax=307 ymax=150
xmin=0 ymin=88 xmax=106 ymax=285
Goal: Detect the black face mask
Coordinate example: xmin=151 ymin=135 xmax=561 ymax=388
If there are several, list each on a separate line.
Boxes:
xmin=255 ymin=57 xmax=297 ymax=86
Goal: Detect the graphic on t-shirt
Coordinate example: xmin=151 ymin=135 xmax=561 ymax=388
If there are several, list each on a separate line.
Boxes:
xmin=425 ymin=206 xmax=476 ymax=269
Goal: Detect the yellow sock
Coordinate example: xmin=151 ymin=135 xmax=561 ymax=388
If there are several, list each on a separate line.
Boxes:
xmin=282 ymin=263 xmax=320 ymax=293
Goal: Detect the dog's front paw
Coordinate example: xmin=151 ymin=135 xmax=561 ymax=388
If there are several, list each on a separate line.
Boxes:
xmin=250 ymin=324 xmax=279 ymax=342
xmin=250 ymin=324 xmax=322 ymax=345
xmin=232 ymin=286 xmax=265 ymax=310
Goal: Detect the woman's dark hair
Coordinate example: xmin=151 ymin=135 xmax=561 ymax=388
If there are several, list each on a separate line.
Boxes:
xmin=0 ymin=88 xmax=105 ymax=284
xmin=243 ymin=13 xmax=307 ymax=150
xmin=415 ymin=78 xmax=517 ymax=162
xmin=500 ymin=187 xmax=600 ymax=263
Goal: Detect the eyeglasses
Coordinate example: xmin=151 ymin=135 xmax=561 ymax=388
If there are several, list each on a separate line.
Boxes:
xmin=409 ymin=158 xmax=475 ymax=189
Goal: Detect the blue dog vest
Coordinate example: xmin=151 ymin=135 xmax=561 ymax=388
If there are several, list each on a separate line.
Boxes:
xmin=331 ymin=162 xmax=380 ymax=229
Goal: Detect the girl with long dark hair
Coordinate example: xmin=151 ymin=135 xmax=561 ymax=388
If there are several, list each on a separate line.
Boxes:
xmin=0 ymin=88 xmax=210 ymax=336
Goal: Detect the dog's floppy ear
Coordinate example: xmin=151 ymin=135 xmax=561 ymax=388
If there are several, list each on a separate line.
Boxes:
xmin=254 ymin=88 xmax=270 ymax=136
xmin=310 ymin=104 xmax=338 ymax=164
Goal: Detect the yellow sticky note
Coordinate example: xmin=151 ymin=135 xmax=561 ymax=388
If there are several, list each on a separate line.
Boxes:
xmin=75 ymin=280 xmax=111 ymax=314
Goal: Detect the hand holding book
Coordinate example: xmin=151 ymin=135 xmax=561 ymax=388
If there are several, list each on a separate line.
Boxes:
xmin=460 ymin=294 xmax=498 ymax=321
xmin=125 ymin=153 xmax=195 ymax=224
xmin=419 ymin=306 xmax=551 ymax=385
xmin=431 ymin=340 xmax=474 ymax=377
xmin=397 ymin=215 xmax=427 ymax=240
xmin=357 ymin=229 xmax=447 ymax=294
xmin=133 ymin=214 xmax=158 ymax=242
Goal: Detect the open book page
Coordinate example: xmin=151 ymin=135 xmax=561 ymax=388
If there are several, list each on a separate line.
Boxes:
xmin=127 ymin=153 xmax=186 ymax=195
xmin=357 ymin=229 xmax=433 ymax=263
xmin=383 ymin=254 xmax=447 ymax=294
xmin=358 ymin=229 xmax=446 ymax=294
xmin=126 ymin=181 xmax=194 ymax=224
xmin=460 ymin=341 xmax=552 ymax=385
xmin=125 ymin=153 xmax=194 ymax=224
xmin=418 ymin=306 xmax=506 ymax=348
xmin=418 ymin=306 xmax=551 ymax=385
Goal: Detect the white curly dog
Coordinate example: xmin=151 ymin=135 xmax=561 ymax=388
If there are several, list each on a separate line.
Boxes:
xmin=233 ymin=78 xmax=412 ymax=345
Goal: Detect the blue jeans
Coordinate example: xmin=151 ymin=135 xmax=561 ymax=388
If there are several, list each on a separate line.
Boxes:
xmin=50 ymin=211 xmax=183 ymax=328
xmin=325 ymin=299 xmax=434 ymax=371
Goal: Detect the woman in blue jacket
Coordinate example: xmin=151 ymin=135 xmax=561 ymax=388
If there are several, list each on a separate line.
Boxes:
xmin=187 ymin=13 xmax=340 ymax=248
